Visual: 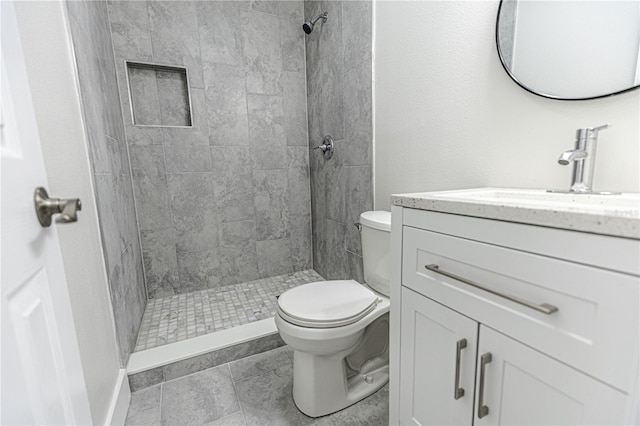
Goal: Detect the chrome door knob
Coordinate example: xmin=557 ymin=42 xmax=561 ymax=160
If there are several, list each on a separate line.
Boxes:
xmin=34 ymin=187 xmax=82 ymax=227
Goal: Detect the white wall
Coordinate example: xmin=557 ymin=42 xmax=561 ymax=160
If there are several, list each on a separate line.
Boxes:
xmin=14 ymin=2 xmax=123 ymax=424
xmin=374 ymin=1 xmax=640 ymax=210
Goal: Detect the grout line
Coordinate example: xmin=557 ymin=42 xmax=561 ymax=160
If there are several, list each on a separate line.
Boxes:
xmin=227 ymin=363 xmax=248 ymax=424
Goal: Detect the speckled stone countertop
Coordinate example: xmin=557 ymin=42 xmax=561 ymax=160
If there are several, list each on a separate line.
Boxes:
xmin=392 ymin=188 xmax=640 ymax=239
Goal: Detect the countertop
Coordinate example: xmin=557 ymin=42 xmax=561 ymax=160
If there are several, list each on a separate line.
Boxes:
xmin=391 ymin=188 xmax=640 ymax=239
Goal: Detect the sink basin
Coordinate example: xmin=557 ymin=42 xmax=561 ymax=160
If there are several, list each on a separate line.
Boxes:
xmin=432 ymin=188 xmax=640 ymax=217
xmin=391 ymin=187 xmax=640 ymax=238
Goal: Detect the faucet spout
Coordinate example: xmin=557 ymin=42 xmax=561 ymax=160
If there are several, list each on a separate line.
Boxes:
xmin=557 ymin=149 xmax=587 ymax=166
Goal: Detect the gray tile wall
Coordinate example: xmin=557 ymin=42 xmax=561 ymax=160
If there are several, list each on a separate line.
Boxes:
xmin=304 ymin=0 xmax=373 ymax=280
xmin=107 ymin=1 xmax=312 ymax=298
xmin=66 ymin=0 xmax=147 ymax=366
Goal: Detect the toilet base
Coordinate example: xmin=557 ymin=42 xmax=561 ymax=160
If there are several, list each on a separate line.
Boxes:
xmin=289 ymin=314 xmax=390 ymax=418
xmin=292 ymin=349 xmax=389 ymax=418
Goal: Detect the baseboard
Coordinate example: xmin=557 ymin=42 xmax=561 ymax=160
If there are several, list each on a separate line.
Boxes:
xmin=104 ymin=369 xmax=130 ymax=426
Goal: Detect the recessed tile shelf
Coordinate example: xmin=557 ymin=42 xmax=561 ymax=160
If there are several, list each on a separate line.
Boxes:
xmin=125 ymin=61 xmax=193 ymax=128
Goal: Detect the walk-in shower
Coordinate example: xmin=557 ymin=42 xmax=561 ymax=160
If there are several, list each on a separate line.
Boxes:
xmin=66 ymin=0 xmax=373 ymax=391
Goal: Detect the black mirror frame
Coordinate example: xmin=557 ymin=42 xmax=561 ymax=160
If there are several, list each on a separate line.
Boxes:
xmin=495 ymin=0 xmax=640 ymax=101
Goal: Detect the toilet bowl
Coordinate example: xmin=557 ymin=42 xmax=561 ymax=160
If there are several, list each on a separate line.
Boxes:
xmin=275 ymin=211 xmax=391 ymax=418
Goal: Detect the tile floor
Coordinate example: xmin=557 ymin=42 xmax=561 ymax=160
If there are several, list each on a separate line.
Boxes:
xmin=125 ymin=346 xmax=389 ymax=426
xmin=135 ymin=270 xmax=324 ymax=351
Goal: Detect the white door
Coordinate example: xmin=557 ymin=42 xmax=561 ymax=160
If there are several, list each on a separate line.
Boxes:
xmin=399 ymin=287 xmax=478 ymax=425
xmin=1 ymin=2 xmax=92 ymax=424
xmin=475 ymin=326 xmax=628 ymax=426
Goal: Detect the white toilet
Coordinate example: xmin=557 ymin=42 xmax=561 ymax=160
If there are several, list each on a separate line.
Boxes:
xmin=275 ymin=211 xmax=391 ymax=418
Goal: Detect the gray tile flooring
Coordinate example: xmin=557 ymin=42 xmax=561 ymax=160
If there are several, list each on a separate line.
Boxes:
xmin=135 ymin=270 xmax=323 ymax=351
xmin=125 ymin=346 xmax=389 ymax=426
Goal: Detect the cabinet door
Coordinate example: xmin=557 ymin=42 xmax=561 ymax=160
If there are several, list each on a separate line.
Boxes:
xmin=474 ymin=326 xmax=628 ymax=425
xmin=399 ymin=288 xmax=478 ymax=425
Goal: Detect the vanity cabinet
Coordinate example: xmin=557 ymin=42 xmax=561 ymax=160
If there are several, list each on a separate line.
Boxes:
xmin=390 ymin=206 xmax=639 ymax=426
xmin=399 ymin=287 xmax=627 ymax=425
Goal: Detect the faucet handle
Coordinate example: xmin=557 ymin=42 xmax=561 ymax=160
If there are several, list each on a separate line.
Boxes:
xmin=577 ymin=124 xmax=611 ymax=140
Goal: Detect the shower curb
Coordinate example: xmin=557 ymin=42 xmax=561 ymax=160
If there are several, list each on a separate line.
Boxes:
xmin=127 ymin=332 xmax=285 ymax=392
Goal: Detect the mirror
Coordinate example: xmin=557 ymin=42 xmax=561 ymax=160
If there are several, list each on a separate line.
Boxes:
xmin=496 ymin=0 xmax=640 ymax=100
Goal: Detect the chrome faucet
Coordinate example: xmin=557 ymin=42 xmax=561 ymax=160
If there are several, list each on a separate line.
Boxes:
xmin=551 ymin=124 xmax=614 ymax=194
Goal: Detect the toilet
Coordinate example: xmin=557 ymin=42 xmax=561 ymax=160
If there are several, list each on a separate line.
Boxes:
xmin=275 ymin=211 xmax=391 ymax=418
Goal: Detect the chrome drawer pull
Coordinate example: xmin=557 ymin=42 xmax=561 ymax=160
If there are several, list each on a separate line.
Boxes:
xmin=478 ymin=352 xmax=492 ymax=419
xmin=425 ymin=264 xmax=559 ymax=315
xmin=454 ymin=338 xmax=467 ymax=400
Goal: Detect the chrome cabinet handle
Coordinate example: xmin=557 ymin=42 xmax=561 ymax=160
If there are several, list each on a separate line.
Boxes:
xmin=425 ymin=264 xmax=558 ymax=315
xmin=478 ymin=352 xmax=492 ymax=419
xmin=454 ymin=338 xmax=467 ymax=400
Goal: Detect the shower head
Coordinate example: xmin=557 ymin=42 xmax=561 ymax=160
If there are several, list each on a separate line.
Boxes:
xmin=302 ymin=12 xmax=328 ymax=34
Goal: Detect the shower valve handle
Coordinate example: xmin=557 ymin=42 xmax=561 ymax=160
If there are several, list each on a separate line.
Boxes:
xmin=314 ymin=135 xmax=334 ymax=160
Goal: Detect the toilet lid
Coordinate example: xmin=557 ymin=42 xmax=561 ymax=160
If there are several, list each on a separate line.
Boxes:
xmin=277 ymin=280 xmax=379 ymax=328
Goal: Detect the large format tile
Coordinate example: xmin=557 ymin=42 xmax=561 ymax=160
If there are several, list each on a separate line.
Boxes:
xmin=324 ymin=219 xmax=349 ymax=280
xmin=279 ymin=1 xmax=305 ymax=73
xmin=289 ymin=214 xmax=312 ymax=271
xmin=242 ymin=8 xmax=282 ymax=75
xmin=235 ymin=364 xmax=321 ymax=426
xmin=197 ymin=1 xmax=243 ymax=67
xmin=229 ymin=346 xmax=292 ymax=382
xmin=120 ymin=243 xmax=148 ymax=356
xmin=93 ymin=174 xmax=125 ymax=274
xmin=287 ymin=146 xmax=311 ymax=216
xmin=129 ymin=367 xmax=164 ymax=394
xmin=328 ymin=384 xmax=389 ymax=426
xmin=163 ymin=352 xmax=217 ymax=382
xmin=67 ymin=0 xmax=126 ymax=143
xmin=219 ymin=220 xmax=260 ymax=285
xmin=347 ymin=250 xmax=365 ymax=285
xmin=210 ymin=333 xmax=286 ymax=367
xmin=342 ymin=0 xmax=373 ymax=73
xmin=246 ymin=69 xmax=282 ymax=96
xmin=204 ymin=63 xmax=249 ymax=146
xmin=163 ymin=88 xmax=211 ymax=173
xmin=253 ymin=169 xmax=290 ymax=241
xmin=343 ymin=59 xmax=373 ymax=167
xmin=167 ymin=173 xmax=218 ymax=253
xmin=125 ymin=384 xmax=161 ymax=426
xmin=242 ymin=0 xmax=280 ymax=16
xmin=147 ymin=1 xmax=204 ymax=88
xmin=256 ymin=238 xmax=293 ymax=277
xmin=140 ymin=228 xmax=179 ymax=298
xmin=129 ymin=145 xmax=172 ymax=230
xmin=211 ymin=146 xmax=255 ymax=222
xmin=282 ymin=72 xmax=308 ymax=146
xmin=247 ymin=94 xmax=287 ymax=170
xmin=107 ymin=0 xmax=153 ymax=61
xmin=160 ymin=365 xmax=239 ymax=426
xmin=176 ymin=249 xmax=223 ymax=292
xmin=345 ymin=166 xmax=372 ymax=255
xmin=209 ymin=412 xmax=246 ymax=426
xmin=324 ymin=156 xmax=345 ymax=224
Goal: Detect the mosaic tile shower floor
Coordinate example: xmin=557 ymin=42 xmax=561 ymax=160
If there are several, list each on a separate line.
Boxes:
xmin=134 ymin=270 xmax=324 ymax=352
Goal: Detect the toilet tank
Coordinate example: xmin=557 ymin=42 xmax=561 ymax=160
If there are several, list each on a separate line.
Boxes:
xmin=360 ymin=211 xmax=391 ymax=297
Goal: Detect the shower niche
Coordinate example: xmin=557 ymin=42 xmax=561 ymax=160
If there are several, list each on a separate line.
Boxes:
xmin=125 ymin=61 xmax=193 ymax=127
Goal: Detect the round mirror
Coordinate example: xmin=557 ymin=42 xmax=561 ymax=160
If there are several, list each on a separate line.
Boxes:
xmin=496 ymin=0 xmax=640 ymax=100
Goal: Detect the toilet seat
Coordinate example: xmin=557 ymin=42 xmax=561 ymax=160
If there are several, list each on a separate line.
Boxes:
xmin=277 ymin=280 xmax=380 ymax=329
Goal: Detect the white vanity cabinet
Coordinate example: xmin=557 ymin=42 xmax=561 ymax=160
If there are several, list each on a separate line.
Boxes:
xmin=389 ymin=206 xmax=640 ymax=426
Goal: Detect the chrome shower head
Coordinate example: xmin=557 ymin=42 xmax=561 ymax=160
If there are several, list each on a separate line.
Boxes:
xmin=303 ymin=12 xmax=327 ymax=34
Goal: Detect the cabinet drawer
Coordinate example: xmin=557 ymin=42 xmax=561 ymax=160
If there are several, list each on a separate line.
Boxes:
xmin=402 ymin=225 xmax=639 ymax=393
